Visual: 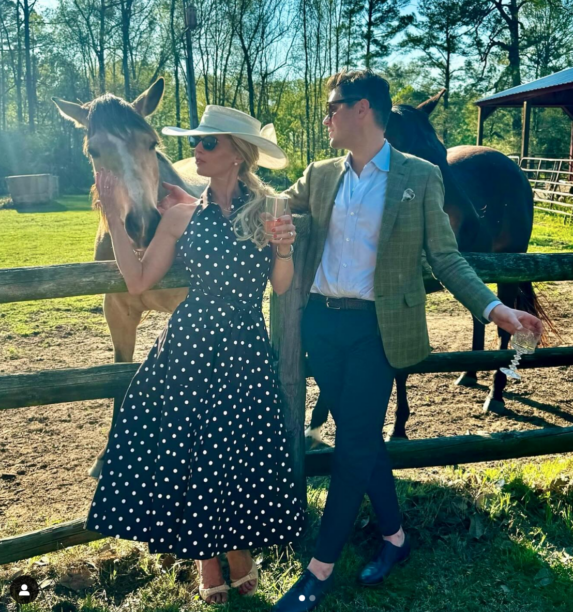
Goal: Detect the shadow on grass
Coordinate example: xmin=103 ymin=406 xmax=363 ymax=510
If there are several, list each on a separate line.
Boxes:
xmin=1 ymin=470 xmax=572 ymax=612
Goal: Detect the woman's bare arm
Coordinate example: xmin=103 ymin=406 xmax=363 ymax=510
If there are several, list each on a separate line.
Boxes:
xmin=269 ymin=215 xmax=296 ymax=295
xmin=97 ymin=169 xmax=196 ymax=295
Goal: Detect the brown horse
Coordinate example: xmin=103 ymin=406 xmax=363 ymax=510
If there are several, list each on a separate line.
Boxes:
xmin=53 ymin=79 xmax=207 ymax=477
xmin=306 ymin=89 xmax=550 ymax=447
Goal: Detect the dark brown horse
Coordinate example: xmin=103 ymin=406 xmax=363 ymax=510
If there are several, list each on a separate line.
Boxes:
xmin=306 ymin=89 xmax=549 ymax=447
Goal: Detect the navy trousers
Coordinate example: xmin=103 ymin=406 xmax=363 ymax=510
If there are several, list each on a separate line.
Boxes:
xmin=301 ymin=300 xmax=402 ymax=563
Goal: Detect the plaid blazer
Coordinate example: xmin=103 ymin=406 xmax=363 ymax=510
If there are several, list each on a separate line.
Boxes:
xmin=283 ymin=145 xmax=498 ymax=370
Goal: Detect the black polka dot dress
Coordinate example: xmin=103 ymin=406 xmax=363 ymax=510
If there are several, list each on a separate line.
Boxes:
xmin=85 ymin=195 xmax=304 ymax=558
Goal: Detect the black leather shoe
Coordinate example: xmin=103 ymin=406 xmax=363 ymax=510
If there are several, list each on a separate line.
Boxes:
xmin=272 ymin=569 xmax=333 ymax=611
xmin=358 ymin=536 xmax=411 ymax=586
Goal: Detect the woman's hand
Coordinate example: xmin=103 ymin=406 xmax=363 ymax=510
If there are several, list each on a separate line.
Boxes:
xmin=95 ymin=168 xmax=121 ymax=221
xmin=270 ymin=214 xmax=296 ymax=256
xmin=158 ymin=182 xmax=197 ymax=215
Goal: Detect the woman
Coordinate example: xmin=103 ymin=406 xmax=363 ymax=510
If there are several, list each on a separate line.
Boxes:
xmin=85 ymin=105 xmax=303 ymax=605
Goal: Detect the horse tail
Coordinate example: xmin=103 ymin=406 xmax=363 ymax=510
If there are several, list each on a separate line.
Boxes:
xmin=516 ymin=281 xmax=560 ymax=346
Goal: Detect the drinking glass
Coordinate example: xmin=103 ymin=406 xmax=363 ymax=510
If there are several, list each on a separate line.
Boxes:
xmin=261 ymin=195 xmax=290 ymax=238
xmin=500 ymin=328 xmax=541 ymax=380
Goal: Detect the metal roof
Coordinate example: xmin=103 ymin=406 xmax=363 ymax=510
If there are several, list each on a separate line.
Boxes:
xmin=476 ymin=67 xmax=573 ymax=106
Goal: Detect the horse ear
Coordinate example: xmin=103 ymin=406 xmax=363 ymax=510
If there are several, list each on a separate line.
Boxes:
xmin=416 ymin=89 xmax=446 ymax=116
xmin=133 ymin=77 xmax=165 ymax=117
xmin=52 ymin=97 xmax=89 ymax=127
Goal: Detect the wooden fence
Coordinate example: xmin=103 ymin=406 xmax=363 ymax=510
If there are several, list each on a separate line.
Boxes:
xmin=1 ymin=214 xmax=573 ymax=564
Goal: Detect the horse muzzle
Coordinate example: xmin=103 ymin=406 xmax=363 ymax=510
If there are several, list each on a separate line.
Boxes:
xmin=124 ymin=208 xmax=161 ymax=249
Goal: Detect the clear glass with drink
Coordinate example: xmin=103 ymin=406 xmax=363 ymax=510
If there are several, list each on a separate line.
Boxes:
xmin=500 ymin=328 xmax=542 ymax=380
xmin=261 ymin=194 xmax=290 ymax=238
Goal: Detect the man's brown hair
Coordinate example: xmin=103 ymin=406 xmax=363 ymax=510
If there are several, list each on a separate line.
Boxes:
xmin=327 ymin=69 xmax=392 ymax=130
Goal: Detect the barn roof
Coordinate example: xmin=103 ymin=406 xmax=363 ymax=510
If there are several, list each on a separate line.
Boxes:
xmin=475 ymin=67 xmax=573 ymax=108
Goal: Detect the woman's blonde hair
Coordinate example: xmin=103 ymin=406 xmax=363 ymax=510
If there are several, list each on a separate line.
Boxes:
xmin=229 ymin=135 xmax=276 ymax=249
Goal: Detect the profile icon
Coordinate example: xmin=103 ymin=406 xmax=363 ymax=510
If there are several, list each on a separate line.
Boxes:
xmin=9 ymin=575 xmax=39 ymax=604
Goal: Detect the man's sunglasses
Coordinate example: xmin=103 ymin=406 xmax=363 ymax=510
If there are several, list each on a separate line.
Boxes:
xmin=325 ymin=98 xmax=361 ymax=119
xmin=188 ymin=135 xmax=219 ymax=151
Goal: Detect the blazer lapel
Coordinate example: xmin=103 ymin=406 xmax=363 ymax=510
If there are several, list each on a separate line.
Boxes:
xmin=376 ymin=146 xmax=409 ymax=261
xmin=315 ymin=157 xmax=347 ymax=250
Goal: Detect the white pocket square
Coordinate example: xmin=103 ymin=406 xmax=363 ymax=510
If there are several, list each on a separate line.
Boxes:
xmin=401 ymin=188 xmax=415 ymax=202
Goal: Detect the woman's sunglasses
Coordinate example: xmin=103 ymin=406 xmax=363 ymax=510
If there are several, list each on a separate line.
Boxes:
xmin=188 ymin=135 xmax=219 ymax=151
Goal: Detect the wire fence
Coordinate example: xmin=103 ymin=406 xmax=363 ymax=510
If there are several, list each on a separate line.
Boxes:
xmin=509 ymin=155 xmax=573 ymax=222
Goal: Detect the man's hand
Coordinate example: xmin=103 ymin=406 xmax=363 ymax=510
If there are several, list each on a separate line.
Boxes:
xmin=489 ymin=304 xmax=544 ymax=337
xmin=158 ymin=182 xmax=197 ymax=215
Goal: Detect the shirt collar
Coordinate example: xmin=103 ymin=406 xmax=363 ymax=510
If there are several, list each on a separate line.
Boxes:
xmin=344 ymin=140 xmax=390 ymax=173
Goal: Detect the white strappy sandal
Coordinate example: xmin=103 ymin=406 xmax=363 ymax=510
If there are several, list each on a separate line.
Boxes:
xmin=198 ymin=582 xmax=230 ymax=604
xmin=230 ymin=559 xmax=259 ymax=597
xmin=196 ymin=560 xmax=230 ymax=605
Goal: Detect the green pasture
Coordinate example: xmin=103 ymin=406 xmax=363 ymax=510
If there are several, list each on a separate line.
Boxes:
xmin=1 ymin=198 xmax=573 ymax=611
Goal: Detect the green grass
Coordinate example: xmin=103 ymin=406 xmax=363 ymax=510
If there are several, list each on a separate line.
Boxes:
xmin=2 ymin=459 xmax=572 ymax=611
xmin=529 ymin=211 xmax=573 ymax=253
xmin=0 ymin=195 xmax=105 ymax=337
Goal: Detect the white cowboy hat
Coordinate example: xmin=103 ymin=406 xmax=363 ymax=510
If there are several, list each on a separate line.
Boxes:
xmin=162 ymin=105 xmax=288 ymax=170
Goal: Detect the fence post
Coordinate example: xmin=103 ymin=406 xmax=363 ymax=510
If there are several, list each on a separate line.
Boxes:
xmin=269 ymin=214 xmax=311 ymax=508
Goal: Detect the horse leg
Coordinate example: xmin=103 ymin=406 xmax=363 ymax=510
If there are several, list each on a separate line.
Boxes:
xmin=483 ymin=283 xmax=518 ymax=415
xmin=88 ymin=293 xmax=143 ymax=478
xmin=388 ymin=373 xmax=409 ymax=440
xmin=305 ymin=392 xmax=330 ymax=450
xmin=456 ymin=316 xmax=484 ymax=387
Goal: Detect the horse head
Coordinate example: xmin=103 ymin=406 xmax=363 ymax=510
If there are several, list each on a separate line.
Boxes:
xmin=53 ymin=79 xmax=166 ymax=249
xmin=385 ymin=89 xmax=448 ymax=169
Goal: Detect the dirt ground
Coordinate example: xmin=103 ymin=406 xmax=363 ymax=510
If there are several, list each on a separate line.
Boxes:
xmin=1 ymin=283 xmax=573 ymax=539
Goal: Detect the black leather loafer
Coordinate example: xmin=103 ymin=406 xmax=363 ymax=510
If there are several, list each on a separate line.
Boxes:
xmin=358 ymin=536 xmax=411 ymax=586
xmin=272 ymin=569 xmax=333 ymax=612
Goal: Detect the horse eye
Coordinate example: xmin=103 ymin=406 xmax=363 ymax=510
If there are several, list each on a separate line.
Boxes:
xmin=150 ymin=142 xmax=158 ymax=151
xmin=88 ymin=148 xmax=99 ymax=158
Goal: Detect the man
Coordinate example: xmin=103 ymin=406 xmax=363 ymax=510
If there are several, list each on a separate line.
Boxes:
xmin=272 ymin=69 xmax=543 ymax=612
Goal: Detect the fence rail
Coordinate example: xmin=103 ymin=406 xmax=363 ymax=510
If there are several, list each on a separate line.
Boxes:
xmin=2 ymin=347 xmax=573 ymax=411
xmin=3 ymin=252 xmax=573 ymax=304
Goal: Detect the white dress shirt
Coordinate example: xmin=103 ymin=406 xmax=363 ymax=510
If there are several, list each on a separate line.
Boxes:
xmin=311 ymin=140 xmax=501 ymax=320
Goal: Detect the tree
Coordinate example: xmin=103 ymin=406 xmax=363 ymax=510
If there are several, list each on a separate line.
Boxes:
xmin=403 ymin=0 xmax=479 ymax=144
xmin=364 ymin=0 xmax=413 ymax=69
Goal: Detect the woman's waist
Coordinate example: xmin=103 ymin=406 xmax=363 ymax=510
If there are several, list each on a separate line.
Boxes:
xmin=185 ymin=288 xmax=262 ymax=312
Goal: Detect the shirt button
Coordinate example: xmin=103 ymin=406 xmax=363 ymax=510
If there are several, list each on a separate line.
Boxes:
xmin=350 ymin=212 xmax=355 ymax=216
xmin=343 ymin=264 xmax=347 ymax=268
xmin=345 ymin=238 xmax=349 ymax=242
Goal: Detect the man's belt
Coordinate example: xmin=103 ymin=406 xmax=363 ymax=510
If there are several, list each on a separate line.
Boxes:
xmin=309 ymin=293 xmax=376 ymax=311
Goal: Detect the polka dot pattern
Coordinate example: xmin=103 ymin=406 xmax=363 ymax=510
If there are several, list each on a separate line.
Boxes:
xmin=85 ymin=199 xmax=304 ymax=558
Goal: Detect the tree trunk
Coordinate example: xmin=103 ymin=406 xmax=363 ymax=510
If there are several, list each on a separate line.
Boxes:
xmin=302 ymin=0 xmax=311 ymax=165
xmin=98 ymin=0 xmax=106 ymax=94
xmin=365 ymin=0 xmax=374 ymax=68
xmin=120 ymin=0 xmax=132 ymax=100
xmin=15 ymin=1 xmax=24 ymax=124
xmin=443 ymin=48 xmax=451 ymax=146
xmin=22 ymin=0 xmax=35 ymax=130
xmin=170 ymin=0 xmax=182 ymax=159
